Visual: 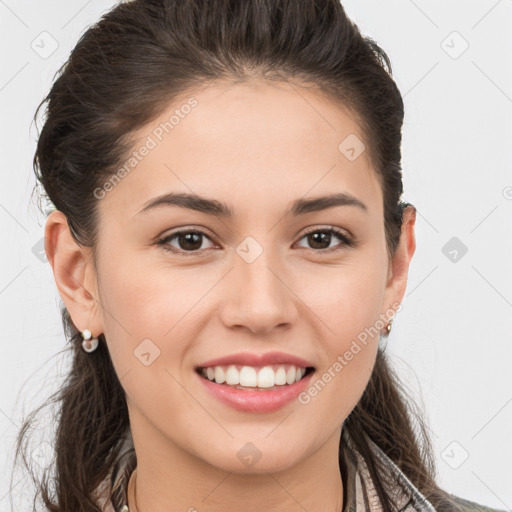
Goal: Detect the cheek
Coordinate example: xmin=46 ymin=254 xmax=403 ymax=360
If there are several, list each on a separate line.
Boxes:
xmin=296 ymin=255 xmax=385 ymax=399
xmin=97 ymin=258 xmax=215 ymax=383
xmin=99 ymin=257 xmax=197 ymax=338
xmin=298 ymin=292 xmax=380 ymax=430
xmin=95 ymin=263 xmax=172 ymax=374
xmin=98 ymin=269 xmax=199 ymax=424
xmin=305 ymin=258 xmax=387 ymax=345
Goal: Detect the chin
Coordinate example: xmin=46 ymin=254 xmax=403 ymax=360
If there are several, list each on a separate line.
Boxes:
xmin=197 ymin=441 xmax=305 ymax=475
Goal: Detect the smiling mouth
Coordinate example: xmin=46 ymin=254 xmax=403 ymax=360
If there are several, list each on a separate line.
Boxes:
xmin=195 ymin=364 xmax=315 ymax=390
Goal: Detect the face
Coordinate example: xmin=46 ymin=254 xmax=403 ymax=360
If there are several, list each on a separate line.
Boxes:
xmin=50 ymin=79 xmax=412 ymax=477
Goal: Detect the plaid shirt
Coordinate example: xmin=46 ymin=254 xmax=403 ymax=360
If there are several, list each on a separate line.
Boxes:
xmin=93 ymin=428 xmax=503 ymax=512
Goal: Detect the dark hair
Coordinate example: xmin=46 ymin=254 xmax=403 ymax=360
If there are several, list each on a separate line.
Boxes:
xmin=13 ymin=1 xmax=459 ymax=511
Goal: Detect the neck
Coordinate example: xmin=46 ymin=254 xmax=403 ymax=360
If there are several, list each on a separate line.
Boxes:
xmin=128 ymin=414 xmax=344 ymax=512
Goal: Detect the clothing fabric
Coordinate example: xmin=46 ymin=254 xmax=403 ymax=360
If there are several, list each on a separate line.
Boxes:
xmin=93 ymin=428 xmax=503 ymax=512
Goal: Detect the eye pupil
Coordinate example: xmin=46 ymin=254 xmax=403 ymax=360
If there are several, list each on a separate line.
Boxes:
xmin=179 ymin=232 xmax=202 ymax=250
xmin=308 ymin=232 xmax=331 ymax=249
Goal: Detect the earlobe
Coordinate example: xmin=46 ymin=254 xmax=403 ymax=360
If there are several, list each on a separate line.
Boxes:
xmin=44 ymin=210 xmax=102 ymax=334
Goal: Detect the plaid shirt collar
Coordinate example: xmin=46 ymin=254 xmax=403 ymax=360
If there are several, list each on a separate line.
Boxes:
xmin=341 ymin=428 xmax=437 ymax=512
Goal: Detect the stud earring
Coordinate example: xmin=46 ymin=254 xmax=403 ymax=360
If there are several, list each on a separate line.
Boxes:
xmin=81 ymin=329 xmax=99 ymax=353
xmin=386 ymin=317 xmax=394 ymax=335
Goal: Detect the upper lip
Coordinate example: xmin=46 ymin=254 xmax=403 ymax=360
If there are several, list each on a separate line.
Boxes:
xmin=196 ymin=351 xmax=315 ymax=369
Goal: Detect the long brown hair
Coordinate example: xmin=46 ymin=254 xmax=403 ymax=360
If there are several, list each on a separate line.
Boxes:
xmin=13 ymin=1 xmax=458 ymax=510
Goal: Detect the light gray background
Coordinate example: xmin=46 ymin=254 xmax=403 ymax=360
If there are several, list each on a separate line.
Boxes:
xmin=1 ymin=0 xmax=511 ymax=510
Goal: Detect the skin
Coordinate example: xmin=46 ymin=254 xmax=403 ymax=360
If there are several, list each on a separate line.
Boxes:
xmin=45 ymin=79 xmax=416 ymax=512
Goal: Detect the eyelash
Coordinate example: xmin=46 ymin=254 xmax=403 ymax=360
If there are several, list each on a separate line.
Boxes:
xmin=155 ymin=226 xmax=356 ymax=256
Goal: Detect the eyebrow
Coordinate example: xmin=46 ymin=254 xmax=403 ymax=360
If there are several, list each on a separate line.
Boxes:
xmin=135 ymin=191 xmax=367 ymax=218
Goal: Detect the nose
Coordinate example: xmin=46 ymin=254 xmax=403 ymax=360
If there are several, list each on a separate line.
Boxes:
xmin=219 ymin=248 xmax=298 ymax=335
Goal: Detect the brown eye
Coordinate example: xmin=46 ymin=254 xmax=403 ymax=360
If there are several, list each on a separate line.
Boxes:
xmin=306 ymin=232 xmax=333 ymax=250
xmin=176 ymin=232 xmax=203 ymax=251
xmin=157 ymin=230 xmax=216 ymax=255
xmin=296 ymin=228 xmax=354 ymax=252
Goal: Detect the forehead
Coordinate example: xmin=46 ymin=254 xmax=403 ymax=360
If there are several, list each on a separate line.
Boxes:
xmin=99 ymin=79 xmax=382 ymax=219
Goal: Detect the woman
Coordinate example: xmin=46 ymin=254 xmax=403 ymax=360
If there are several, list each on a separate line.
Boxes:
xmin=13 ymin=0 xmax=504 ymax=511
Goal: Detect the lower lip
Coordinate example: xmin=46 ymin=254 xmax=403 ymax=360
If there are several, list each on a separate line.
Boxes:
xmin=196 ymin=370 xmax=315 ymax=413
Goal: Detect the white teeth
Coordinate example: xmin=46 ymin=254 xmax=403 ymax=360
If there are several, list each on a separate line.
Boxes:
xmin=225 ymin=365 xmax=240 ymax=385
xmin=214 ymin=366 xmax=226 ymax=384
xmin=257 ymin=366 xmax=275 ymax=388
xmin=240 ymin=366 xmax=257 ymax=387
xmin=200 ymin=364 xmax=310 ymax=388
xmin=274 ymin=366 xmax=287 ymax=385
xmin=286 ymin=366 xmax=296 ymax=385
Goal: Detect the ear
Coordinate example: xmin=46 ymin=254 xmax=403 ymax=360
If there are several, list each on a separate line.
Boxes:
xmin=44 ymin=210 xmax=103 ymax=337
xmin=380 ymin=205 xmax=417 ymax=321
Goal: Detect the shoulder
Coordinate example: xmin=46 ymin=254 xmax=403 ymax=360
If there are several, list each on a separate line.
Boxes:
xmin=448 ymin=493 xmax=508 ymax=512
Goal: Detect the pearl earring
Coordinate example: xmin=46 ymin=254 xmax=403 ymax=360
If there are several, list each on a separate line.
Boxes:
xmin=81 ymin=329 xmax=99 ymax=353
